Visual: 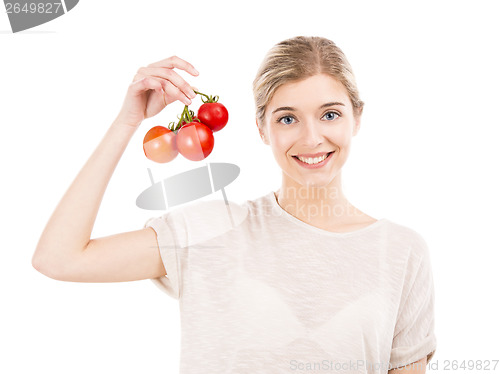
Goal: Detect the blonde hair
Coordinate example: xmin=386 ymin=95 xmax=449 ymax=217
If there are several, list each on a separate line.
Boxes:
xmin=252 ymin=36 xmax=364 ymax=128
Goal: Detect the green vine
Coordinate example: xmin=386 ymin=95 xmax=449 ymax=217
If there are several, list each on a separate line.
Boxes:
xmin=166 ymin=90 xmax=217 ymax=133
xmin=194 ymin=90 xmax=219 ymax=103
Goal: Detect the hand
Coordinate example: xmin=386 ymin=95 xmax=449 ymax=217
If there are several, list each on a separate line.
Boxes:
xmin=115 ymin=55 xmax=199 ymax=128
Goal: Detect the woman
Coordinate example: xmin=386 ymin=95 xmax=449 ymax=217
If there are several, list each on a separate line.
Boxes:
xmin=32 ymin=36 xmax=437 ymax=373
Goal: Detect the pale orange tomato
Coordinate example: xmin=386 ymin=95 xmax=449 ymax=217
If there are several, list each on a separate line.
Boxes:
xmin=143 ymin=126 xmax=178 ymax=163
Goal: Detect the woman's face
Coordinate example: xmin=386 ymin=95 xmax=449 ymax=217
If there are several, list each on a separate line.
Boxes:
xmin=259 ymin=73 xmax=361 ymax=188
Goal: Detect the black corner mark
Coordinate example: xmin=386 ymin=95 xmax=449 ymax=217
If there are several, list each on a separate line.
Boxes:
xmin=4 ymin=0 xmax=79 ymax=33
xmin=64 ymin=0 xmax=77 ymax=11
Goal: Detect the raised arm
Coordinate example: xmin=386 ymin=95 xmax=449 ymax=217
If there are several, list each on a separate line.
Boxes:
xmin=32 ymin=56 xmax=198 ymax=282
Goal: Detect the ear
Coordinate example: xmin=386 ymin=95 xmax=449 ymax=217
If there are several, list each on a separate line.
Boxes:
xmin=256 ymin=118 xmax=269 ymax=145
xmin=352 ymin=108 xmax=362 ymax=137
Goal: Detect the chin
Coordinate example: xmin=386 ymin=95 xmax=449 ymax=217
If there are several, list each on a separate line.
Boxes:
xmin=302 ymin=180 xmax=332 ymax=188
xmin=294 ymin=174 xmax=336 ymax=188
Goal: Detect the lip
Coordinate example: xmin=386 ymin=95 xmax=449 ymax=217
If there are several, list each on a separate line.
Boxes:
xmin=294 ymin=151 xmax=331 ymax=158
xmin=292 ymin=151 xmax=335 ymax=169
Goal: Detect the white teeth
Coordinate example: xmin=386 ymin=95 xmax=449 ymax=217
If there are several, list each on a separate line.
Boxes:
xmin=297 ymin=153 xmax=328 ymax=164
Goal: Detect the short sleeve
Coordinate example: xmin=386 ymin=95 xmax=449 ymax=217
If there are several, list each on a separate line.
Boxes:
xmin=142 ymin=199 xmax=248 ymax=300
xmin=144 ymin=211 xmax=182 ymax=300
xmin=389 ymin=234 xmax=437 ymax=369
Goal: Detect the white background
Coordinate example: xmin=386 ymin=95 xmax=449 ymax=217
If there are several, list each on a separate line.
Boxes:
xmin=1 ymin=0 xmax=499 ymax=373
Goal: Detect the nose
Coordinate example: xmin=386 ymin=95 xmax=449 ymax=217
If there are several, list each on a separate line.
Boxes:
xmin=300 ymin=119 xmax=323 ymax=147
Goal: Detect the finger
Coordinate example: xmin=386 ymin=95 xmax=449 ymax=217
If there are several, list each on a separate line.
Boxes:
xmin=129 ymin=76 xmax=164 ymax=97
xmin=139 ymin=67 xmax=196 ymax=99
xmin=147 ymin=55 xmax=199 ymax=77
xmin=130 ymin=74 xmax=192 ymax=106
xmin=162 ymin=80 xmax=192 ymax=106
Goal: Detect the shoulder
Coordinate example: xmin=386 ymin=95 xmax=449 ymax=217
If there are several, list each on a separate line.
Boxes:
xmin=170 ymin=197 xmax=249 ymax=223
xmin=383 ymin=219 xmax=431 ymax=261
xmin=380 ymin=220 xmax=435 ymax=292
xmin=157 ymin=197 xmax=250 ymax=248
xmin=245 ymin=191 xmax=276 ymax=216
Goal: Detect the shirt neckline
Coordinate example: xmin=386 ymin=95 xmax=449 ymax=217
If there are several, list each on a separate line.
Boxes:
xmin=267 ymin=191 xmax=387 ymax=238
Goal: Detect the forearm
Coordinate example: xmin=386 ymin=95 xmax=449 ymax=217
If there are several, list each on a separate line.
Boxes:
xmin=388 ymin=357 xmax=427 ymax=373
xmin=33 ymin=119 xmax=138 ymax=266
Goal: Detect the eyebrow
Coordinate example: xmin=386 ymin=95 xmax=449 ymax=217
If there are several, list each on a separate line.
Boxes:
xmin=271 ymin=101 xmax=345 ymax=115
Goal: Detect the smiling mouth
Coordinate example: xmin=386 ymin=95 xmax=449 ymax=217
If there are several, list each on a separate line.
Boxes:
xmin=292 ymin=151 xmax=335 ymax=165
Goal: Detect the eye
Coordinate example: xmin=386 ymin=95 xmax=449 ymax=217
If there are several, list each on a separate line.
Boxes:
xmin=322 ymin=111 xmax=340 ymax=121
xmin=277 ymin=115 xmax=296 ymax=125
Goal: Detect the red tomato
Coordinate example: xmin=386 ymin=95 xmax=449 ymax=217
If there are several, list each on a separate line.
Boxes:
xmin=197 ymin=103 xmax=228 ymax=132
xmin=143 ymin=126 xmax=178 ymax=163
xmin=176 ymin=122 xmax=214 ymax=161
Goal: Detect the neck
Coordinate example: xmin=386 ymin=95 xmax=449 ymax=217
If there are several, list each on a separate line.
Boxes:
xmin=276 ymin=172 xmax=353 ymax=225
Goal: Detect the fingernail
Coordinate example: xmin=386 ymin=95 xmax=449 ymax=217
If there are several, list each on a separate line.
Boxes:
xmin=193 ymin=68 xmax=199 ymax=75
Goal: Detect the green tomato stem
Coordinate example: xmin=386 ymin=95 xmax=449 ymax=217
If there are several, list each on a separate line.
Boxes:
xmin=168 ymin=90 xmax=221 ymax=133
xmin=193 ymin=90 xmax=219 ymax=103
xmin=174 ymin=105 xmax=190 ymax=132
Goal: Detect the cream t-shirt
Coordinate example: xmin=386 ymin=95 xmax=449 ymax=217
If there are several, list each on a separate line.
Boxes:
xmin=143 ymin=191 xmax=437 ymax=373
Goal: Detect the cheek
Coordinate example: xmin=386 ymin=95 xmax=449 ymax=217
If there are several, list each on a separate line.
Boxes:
xmin=269 ymin=130 xmax=294 ymax=156
xmin=336 ymin=132 xmax=352 ymax=146
xmin=328 ymin=125 xmax=353 ymax=147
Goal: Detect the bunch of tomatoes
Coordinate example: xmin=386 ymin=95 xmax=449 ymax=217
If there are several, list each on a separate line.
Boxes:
xmin=143 ymin=90 xmax=228 ymax=162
